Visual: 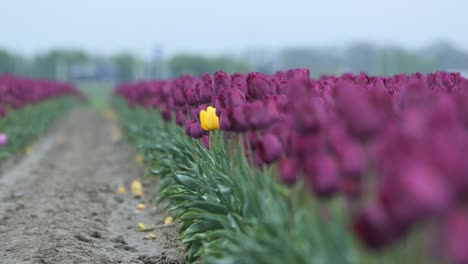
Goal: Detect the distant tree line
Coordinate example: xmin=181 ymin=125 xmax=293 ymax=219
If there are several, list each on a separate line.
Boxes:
xmin=0 ymin=49 xmax=252 ymax=83
xmin=1 ymin=41 xmax=467 ymax=83
xmin=270 ymin=41 xmax=468 ymax=77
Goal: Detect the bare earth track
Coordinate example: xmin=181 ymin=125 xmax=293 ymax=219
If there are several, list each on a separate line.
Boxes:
xmin=0 ymin=109 xmax=186 ymax=264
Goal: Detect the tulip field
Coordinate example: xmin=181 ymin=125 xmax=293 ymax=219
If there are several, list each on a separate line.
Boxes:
xmin=0 ymin=75 xmax=83 ymax=159
xmin=114 ymin=69 xmax=468 ymax=264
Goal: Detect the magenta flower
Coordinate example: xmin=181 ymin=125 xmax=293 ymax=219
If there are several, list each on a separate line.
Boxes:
xmin=0 ymin=133 xmax=8 ymax=145
xmin=247 ymin=72 xmax=274 ymax=100
xmin=279 ymin=158 xmax=299 ymax=185
xmin=352 ymin=204 xmax=400 ymax=249
xmin=305 ymin=155 xmax=340 ymax=198
xmin=256 ymin=133 xmax=283 ymax=163
xmin=189 ymin=122 xmax=205 ymax=138
xmin=214 ymin=71 xmax=231 ymax=94
xmin=201 ymin=135 xmax=210 ymax=149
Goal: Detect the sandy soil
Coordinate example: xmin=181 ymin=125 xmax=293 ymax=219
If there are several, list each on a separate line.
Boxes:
xmin=0 ymin=109 xmax=186 ymax=264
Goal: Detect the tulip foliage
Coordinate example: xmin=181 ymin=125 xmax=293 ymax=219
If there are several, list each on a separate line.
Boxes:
xmin=0 ymin=75 xmax=83 ymax=158
xmin=114 ymin=69 xmax=468 ymax=264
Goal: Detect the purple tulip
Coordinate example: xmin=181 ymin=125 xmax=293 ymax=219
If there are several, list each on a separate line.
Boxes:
xmin=279 ymin=158 xmax=299 ymax=185
xmin=304 ymin=155 xmax=340 ymax=198
xmin=184 ymin=88 xmax=199 ymax=106
xmin=352 ymin=204 xmax=400 ymax=249
xmin=247 ymin=72 xmax=274 ymax=100
xmin=231 ymin=73 xmax=248 ymax=94
xmin=199 ymin=79 xmax=213 ymax=104
xmin=0 ymin=106 xmax=7 ymax=117
xmin=256 ymin=133 xmax=283 ymax=163
xmin=184 ymin=120 xmax=191 ymax=136
xmin=201 ymin=135 xmax=210 ymax=149
xmin=244 ymin=101 xmax=270 ymax=130
xmin=438 ymin=210 xmax=468 ymax=264
xmin=175 ymin=110 xmax=186 ymax=126
xmin=230 ymin=106 xmax=249 ymax=132
xmin=189 ymin=122 xmax=205 ymax=138
xmin=214 ymin=71 xmax=231 ymax=94
xmin=161 ymin=107 xmax=171 ymax=121
xmin=219 ymin=109 xmax=233 ymax=130
xmin=223 ymin=88 xmax=246 ymax=108
xmin=286 ymin=68 xmax=310 ymax=84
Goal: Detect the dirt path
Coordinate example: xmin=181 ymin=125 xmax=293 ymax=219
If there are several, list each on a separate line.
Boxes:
xmin=0 ymin=109 xmax=186 ymax=264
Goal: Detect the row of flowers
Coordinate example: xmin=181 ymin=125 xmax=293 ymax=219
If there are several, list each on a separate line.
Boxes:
xmin=115 ymin=70 xmax=468 ymax=264
xmin=0 ymin=75 xmax=85 ymax=117
xmin=0 ymin=75 xmax=84 ymax=154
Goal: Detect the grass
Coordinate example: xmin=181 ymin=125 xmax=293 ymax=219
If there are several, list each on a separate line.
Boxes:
xmin=78 ymin=81 xmax=114 ymax=109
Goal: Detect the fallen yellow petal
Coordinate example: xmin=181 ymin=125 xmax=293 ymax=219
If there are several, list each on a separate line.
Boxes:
xmin=25 ymin=146 xmax=33 ymax=155
xmin=130 ymin=180 xmax=144 ymax=197
xmin=136 ymin=203 xmax=146 ymax=210
xmin=135 ymin=153 xmax=144 ymax=164
xmin=138 ymin=222 xmax=146 ymax=231
xmin=111 ymin=127 xmax=122 ymax=141
xmin=164 ymin=216 xmax=173 ymax=225
xmin=117 ymin=186 xmax=126 ymax=194
xmin=103 ymin=109 xmax=117 ymax=121
xmin=144 ymin=233 xmax=156 ymax=240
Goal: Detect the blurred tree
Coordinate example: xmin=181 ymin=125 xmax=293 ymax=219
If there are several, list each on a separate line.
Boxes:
xmin=0 ymin=49 xmax=16 ymax=74
xmin=424 ymin=41 xmax=468 ymax=70
xmin=168 ymin=54 xmax=251 ymax=77
xmin=279 ymin=48 xmax=342 ymax=77
xmin=32 ymin=50 xmax=89 ymax=79
xmin=346 ymin=43 xmax=378 ymax=74
xmin=112 ymin=53 xmax=140 ymax=82
xmin=376 ymin=47 xmax=436 ymax=75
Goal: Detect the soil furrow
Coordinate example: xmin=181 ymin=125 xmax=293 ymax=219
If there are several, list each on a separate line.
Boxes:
xmin=0 ymin=109 xmax=185 ymax=264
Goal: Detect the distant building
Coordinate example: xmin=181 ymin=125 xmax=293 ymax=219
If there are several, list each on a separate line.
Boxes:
xmin=68 ymin=62 xmax=118 ymax=82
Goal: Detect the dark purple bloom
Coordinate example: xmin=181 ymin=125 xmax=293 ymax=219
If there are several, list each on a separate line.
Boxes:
xmin=214 ymin=71 xmax=231 ymax=94
xmin=219 ymin=109 xmax=233 ymax=130
xmin=201 ymin=135 xmax=210 ymax=149
xmin=230 ymin=106 xmax=249 ymax=132
xmin=304 ymin=155 xmax=340 ymax=198
xmin=184 ymin=120 xmax=191 ymax=136
xmin=184 ymin=88 xmax=199 ymax=106
xmin=352 ymin=205 xmax=400 ymax=250
xmin=286 ymin=68 xmax=310 ymax=84
xmin=175 ymin=110 xmax=186 ymax=126
xmin=247 ymin=72 xmax=274 ymax=100
xmin=161 ymin=107 xmax=171 ymax=121
xmin=231 ymin=73 xmax=247 ymax=94
xmin=279 ymin=158 xmax=299 ymax=185
xmin=199 ymin=79 xmax=213 ymax=104
xmin=438 ymin=210 xmax=468 ymax=264
xmin=223 ymin=88 xmax=246 ymax=108
xmin=244 ymin=101 xmax=270 ymax=130
xmin=173 ymin=86 xmax=186 ymax=107
xmin=256 ymin=133 xmax=283 ymax=163
xmin=189 ymin=122 xmax=205 ymax=138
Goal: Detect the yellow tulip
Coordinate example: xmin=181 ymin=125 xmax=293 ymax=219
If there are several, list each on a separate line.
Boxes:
xmin=200 ymin=106 xmax=219 ymax=131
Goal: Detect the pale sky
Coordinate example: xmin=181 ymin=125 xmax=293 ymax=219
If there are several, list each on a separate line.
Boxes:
xmin=1 ymin=0 xmax=467 ymax=57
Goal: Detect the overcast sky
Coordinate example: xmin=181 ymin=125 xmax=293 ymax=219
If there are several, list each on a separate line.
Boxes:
xmin=1 ymin=0 xmax=466 ymax=57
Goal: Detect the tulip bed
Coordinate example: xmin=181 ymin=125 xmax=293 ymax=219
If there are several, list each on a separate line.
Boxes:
xmin=114 ymin=69 xmax=468 ymax=264
xmin=0 ymin=75 xmax=84 ymax=159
